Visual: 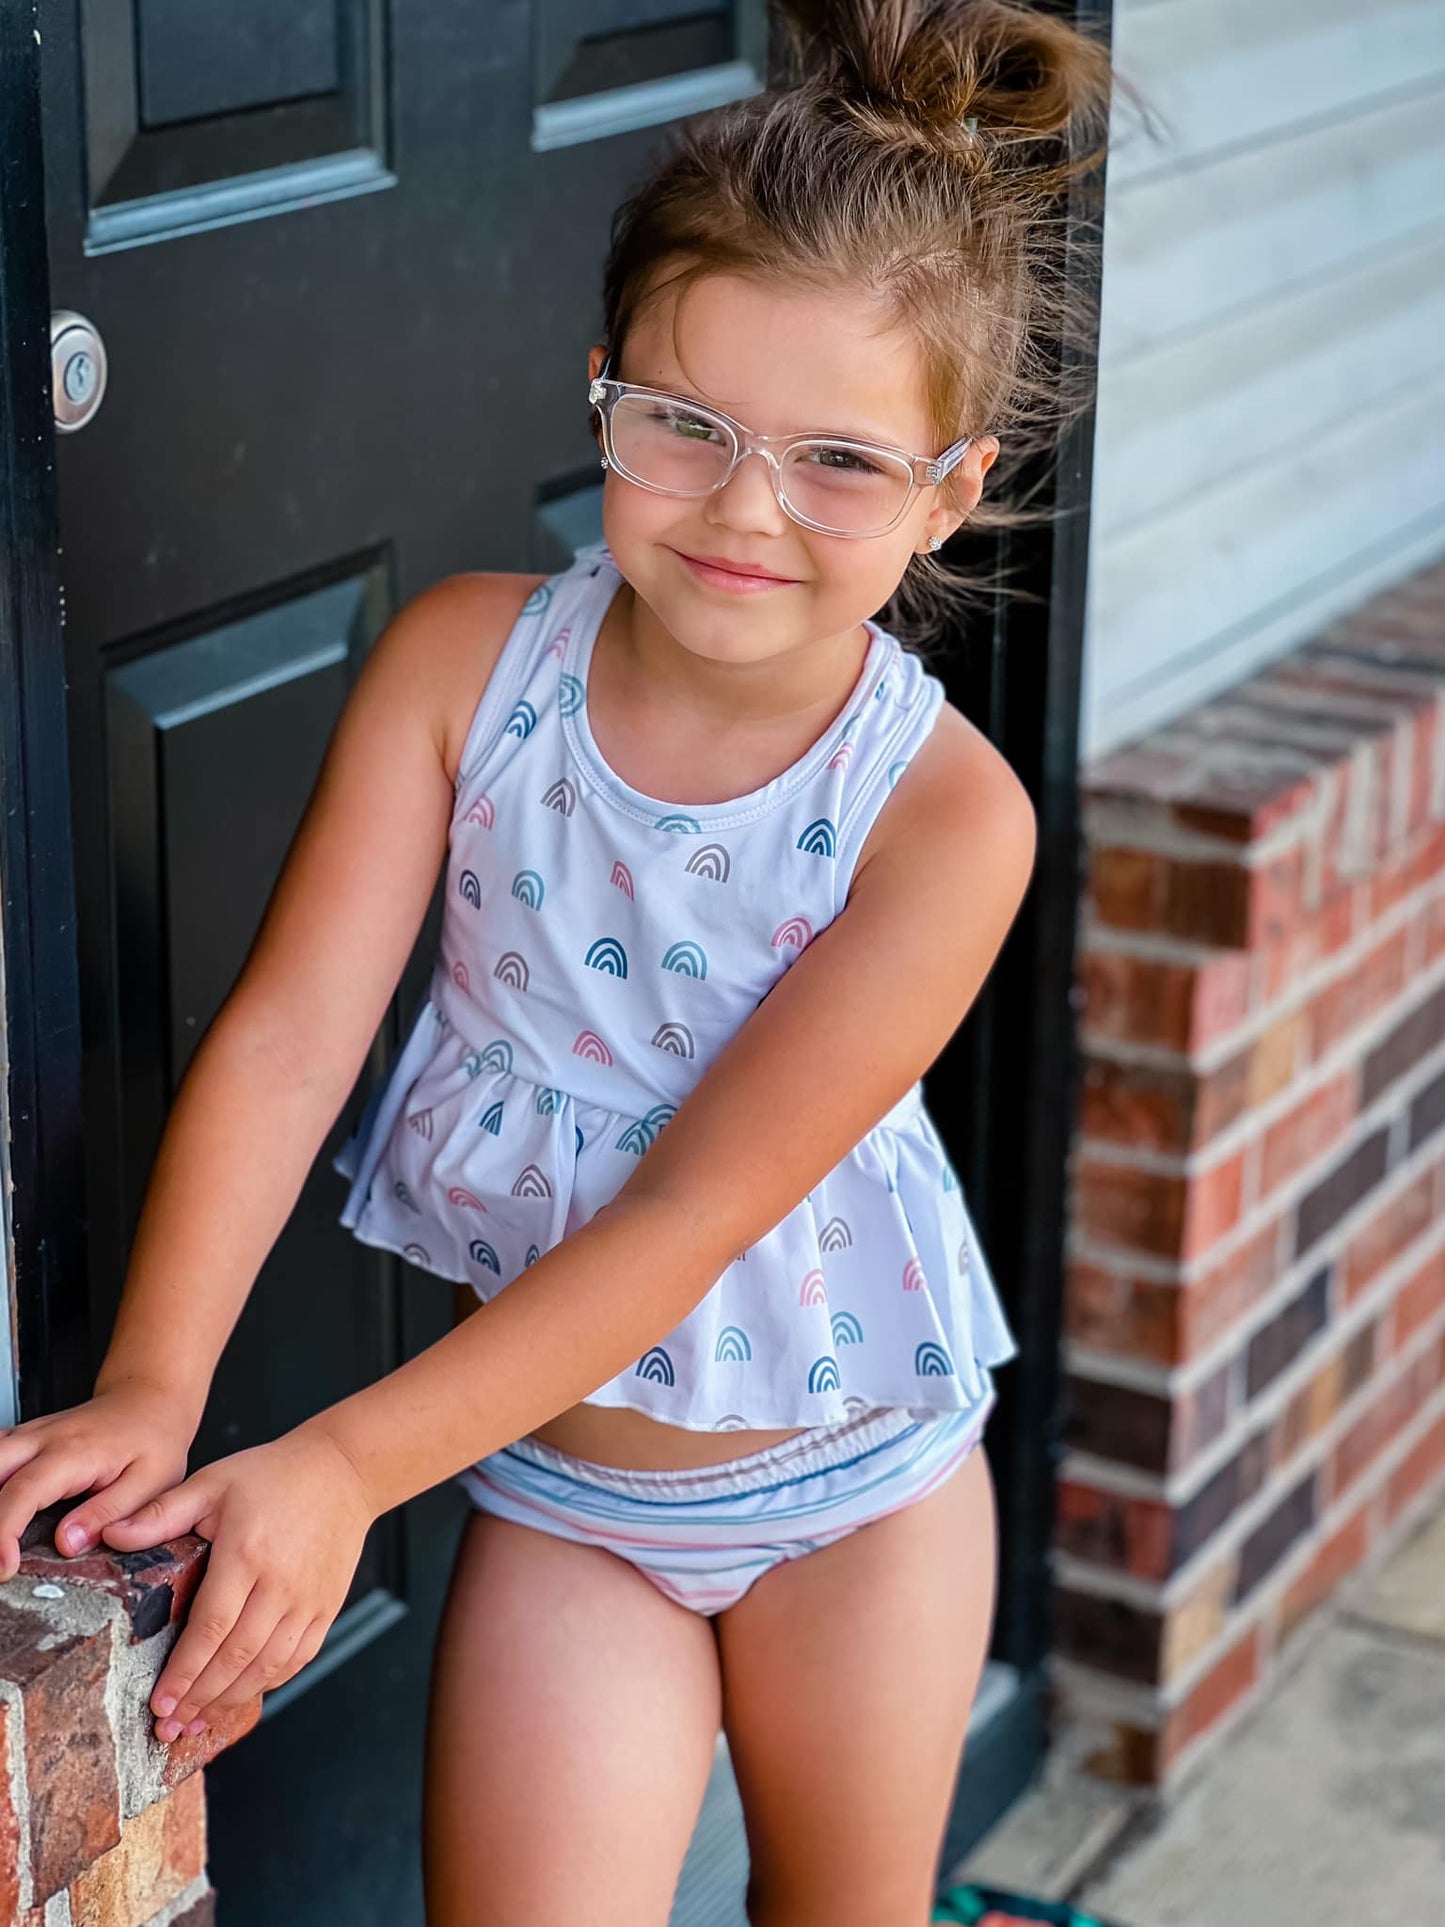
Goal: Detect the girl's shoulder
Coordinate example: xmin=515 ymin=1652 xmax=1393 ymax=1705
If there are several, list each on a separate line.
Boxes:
xmin=385 ymin=569 xmax=552 ymax=791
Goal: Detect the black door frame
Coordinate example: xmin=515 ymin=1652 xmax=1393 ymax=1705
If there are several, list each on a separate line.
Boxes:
xmin=0 ymin=0 xmax=1112 ymax=1865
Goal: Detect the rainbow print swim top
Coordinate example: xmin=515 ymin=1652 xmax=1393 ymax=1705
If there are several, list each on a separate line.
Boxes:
xmin=331 ymin=538 xmax=1018 ymax=1431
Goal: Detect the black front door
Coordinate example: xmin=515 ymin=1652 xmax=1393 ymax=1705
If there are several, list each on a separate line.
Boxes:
xmin=34 ymin=4 xmax=769 ymax=1920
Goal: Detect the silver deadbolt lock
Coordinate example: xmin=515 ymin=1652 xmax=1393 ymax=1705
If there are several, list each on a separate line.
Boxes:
xmin=51 ymin=310 xmax=108 ymax=433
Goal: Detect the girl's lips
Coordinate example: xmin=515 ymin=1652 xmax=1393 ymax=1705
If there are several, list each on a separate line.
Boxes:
xmin=673 ymin=549 xmax=798 ymax=594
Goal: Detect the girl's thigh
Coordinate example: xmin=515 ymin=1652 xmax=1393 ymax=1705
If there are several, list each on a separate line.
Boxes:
xmin=714 ymin=1438 xmax=999 ymax=1927
xmin=423 ymin=1506 xmax=723 ymax=1927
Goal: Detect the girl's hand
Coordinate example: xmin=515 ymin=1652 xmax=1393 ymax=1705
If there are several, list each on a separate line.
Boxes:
xmin=0 ymin=1379 xmax=200 ymax=1580
xmin=99 ymin=1429 xmax=376 ymax=1742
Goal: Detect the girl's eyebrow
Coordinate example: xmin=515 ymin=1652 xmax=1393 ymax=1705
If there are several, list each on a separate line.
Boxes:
xmin=658 ymin=379 xmax=903 ymax=448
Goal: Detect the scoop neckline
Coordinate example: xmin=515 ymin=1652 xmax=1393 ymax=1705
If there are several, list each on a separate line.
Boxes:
xmin=560 ymin=549 xmax=892 ymax=829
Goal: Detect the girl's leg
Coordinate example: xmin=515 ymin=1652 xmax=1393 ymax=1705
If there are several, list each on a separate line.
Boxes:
xmin=423 ymin=1506 xmax=723 ymax=1927
xmin=714 ymin=1439 xmax=999 ymax=1927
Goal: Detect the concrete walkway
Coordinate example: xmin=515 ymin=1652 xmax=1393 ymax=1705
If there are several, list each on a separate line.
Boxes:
xmin=947 ymin=1490 xmax=1445 ymax=1925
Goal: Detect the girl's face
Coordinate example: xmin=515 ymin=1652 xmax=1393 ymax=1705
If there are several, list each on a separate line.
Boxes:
xmin=588 ymin=271 xmax=998 ymax=666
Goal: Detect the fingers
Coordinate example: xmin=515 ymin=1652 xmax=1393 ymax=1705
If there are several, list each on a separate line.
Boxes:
xmin=100 ymin=1475 xmax=211 ymax=1552
xmin=0 ymin=1459 xmax=117 ymax=1582
xmin=55 ymin=1465 xmax=180 ymax=1558
xmin=150 ymin=1556 xmax=260 ymax=1740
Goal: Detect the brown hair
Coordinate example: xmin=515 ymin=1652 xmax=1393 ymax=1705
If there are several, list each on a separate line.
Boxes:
xmin=592 ymin=0 xmax=1130 ymax=650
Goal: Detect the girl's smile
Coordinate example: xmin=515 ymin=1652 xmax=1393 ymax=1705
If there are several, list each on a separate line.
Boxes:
xmin=671 ymin=545 xmax=802 ymax=593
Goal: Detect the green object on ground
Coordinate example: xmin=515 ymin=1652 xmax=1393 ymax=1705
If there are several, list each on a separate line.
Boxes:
xmin=932 ymin=1880 xmax=1124 ymax=1926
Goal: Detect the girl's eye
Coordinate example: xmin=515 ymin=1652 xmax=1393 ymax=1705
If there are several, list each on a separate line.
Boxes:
xmin=651 ymin=406 xmax=724 ymax=443
xmin=807 ymin=445 xmax=888 ymax=477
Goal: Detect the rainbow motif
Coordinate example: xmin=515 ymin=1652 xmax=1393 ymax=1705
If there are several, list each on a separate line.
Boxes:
xmin=818 ymin=1215 xmax=853 ymax=1252
xmin=541 ymin=776 xmax=578 ymax=814
xmin=660 ymin=940 xmax=707 ymax=978
xmin=712 ymin=1414 xmax=749 ymax=1430
xmin=525 ymin=1244 xmax=541 ymax=1266
xmin=505 ymin=699 xmax=537 ymax=741
xmin=462 ymin=795 xmax=494 ymax=828
xmin=447 ymin=1186 xmax=487 ymax=1211
xmin=808 ymin=1355 xmax=842 ymax=1394
xmin=535 ymin=1087 xmax=564 ymax=1114
xmin=831 ymin=1310 xmax=864 ymax=1347
xmin=715 ymin=1326 xmax=752 ymax=1363
xmin=479 ymin=1101 xmax=504 ymax=1135
xmin=636 ymin=1346 xmax=675 ymax=1386
xmin=827 ymin=739 xmax=854 ymax=770
xmin=615 ymin=1103 xmax=676 ymax=1154
xmin=407 ymin=1108 xmax=435 ymax=1141
xmin=573 ymin=1029 xmax=613 ymax=1064
xmin=771 ymin=915 xmax=813 ymax=950
xmin=650 ymin=1021 xmax=694 ymax=1056
xmin=494 ymin=951 xmax=529 ymax=989
xmin=796 ymin=816 xmax=837 ymax=856
xmin=611 ymin=860 xmax=635 ymax=897
xmin=521 ymin=582 xmax=553 ymax=619
xmin=683 ymin=842 xmax=730 ymax=880
xmin=655 ymin=813 xmax=702 ymax=833
xmin=887 ymin=758 xmax=908 ymax=789
xmin=459 ymin=869 xmax=482 ymax=907
xmin=393 ymin=1179 xmax=422 ymax=1214
xmin=511 ymin=869 xmax=545 ymax=908
xmin=469 ymin=1239 xmax=501 ymax=1273
xmin=479 ymin=1040 xmax=513 ymax=1073
xmin=902 ymin=1257 xmax=927 ymax=1292
xmin=915 ymin=1341 xmax=954 ymax=1377
xmin=798 ymin=1269 xmax=828 ymax=1307
xmin=511 ymin=1163 xmax=552 ymax=1198
xmin=558 ymin=672 xmax=584 ymax=716
xmin=451 ymin=960 xmax=470 ymax=992
xmin=403 ymin=1243 xmax=431 ymax=1268
xmin=585 ymin=936 xmax=628 ymax=977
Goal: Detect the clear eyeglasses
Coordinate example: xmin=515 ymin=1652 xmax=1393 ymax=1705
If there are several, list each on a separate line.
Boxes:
xmin=587 ymin=353 xmax=975 ymax=539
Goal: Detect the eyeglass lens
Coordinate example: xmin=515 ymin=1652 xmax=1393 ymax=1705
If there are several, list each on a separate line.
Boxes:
xmin=608 ymin=395 xmax=914 ymax=535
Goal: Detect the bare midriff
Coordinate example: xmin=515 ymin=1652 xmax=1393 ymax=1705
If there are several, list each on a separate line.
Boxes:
xmin=527 ymin=1400 xmax=809 ymax=1470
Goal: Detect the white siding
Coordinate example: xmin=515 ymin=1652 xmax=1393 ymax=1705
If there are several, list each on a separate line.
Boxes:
xmin=1079 ymin=0 xmax=1445 ymax=761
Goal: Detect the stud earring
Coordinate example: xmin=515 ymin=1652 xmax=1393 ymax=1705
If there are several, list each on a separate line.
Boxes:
xmin=600 ymin=456 xmax=610 ymax=470
xmin=928 ymin=536 xmax=941 ymax=551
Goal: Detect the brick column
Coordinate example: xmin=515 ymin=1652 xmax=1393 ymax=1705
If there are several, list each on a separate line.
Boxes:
xmin=1057 ymin=558 xmax=1445 ymax=1789
xmin=0 ymin=1507 xmax=259 ymax=1925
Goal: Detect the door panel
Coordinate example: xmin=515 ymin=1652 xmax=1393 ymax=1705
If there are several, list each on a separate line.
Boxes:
xmin=39 ymin=2 xmax=768 ymax=1918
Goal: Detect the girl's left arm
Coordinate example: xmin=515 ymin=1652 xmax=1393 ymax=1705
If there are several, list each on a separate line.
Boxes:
xmin=115 ymin=705 xmax=1036 ymax=1741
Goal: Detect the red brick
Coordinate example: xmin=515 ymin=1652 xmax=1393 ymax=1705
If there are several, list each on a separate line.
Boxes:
xmin=1383 ymin=1400 xmax=1445 ymax=1527
xmin=1158 ymin=1623 xmax=1262 ymax=1778
xmin=161 ymin=1697 xmax=262 ymax=1789
xmin=1340 ymin=1168 xmax=1436 ymax=1304
xmin=1073 ymin=1150 xmax=1245 ymax=1264
xmin=1367 ymin=820 xmax=1445 ymax=922
xmin=1177 ymin=1219 xmax=1287 ymax=1360
xmin=1064 ymin=1259 xmax=1181 ymax=1365
xmin=1391 ymin=1246 xmax=1445 ymax=1352
xmin=69 ymin=1771 xmax=207 ymax=1927
xmin=0 ymin=1607 xmax=120 ymax=1901
xmin=1257 ymin=884 xmax=1357 ymax=1006
xmin=1054 ymin=1480 xmax=1174 ymax=1582
xmin=1331 ymin=1341 xmax=1445 ymax=1499
xmin=1304 ymin=924 xmax=1411 ymax=1063
xmin=1079 ymin=1051 xmax=1250 ymax=1156
xmin=1078 ymin=947 xmax=1253 ymax=1053
xmin=0 ymin=1695 xmax=22 ymax=1922
xmin=1276 ymin=1505 xmax=1374 ymax=1649
xmin=1088 ymin=845 xmax=1301 ymax=949
xmin=1257 ymin=1069 xmax=1358 ymax=1199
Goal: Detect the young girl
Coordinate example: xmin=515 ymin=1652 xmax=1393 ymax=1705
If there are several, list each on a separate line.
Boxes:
xmin=0 ymin=1 xmax=1112 ymax=1919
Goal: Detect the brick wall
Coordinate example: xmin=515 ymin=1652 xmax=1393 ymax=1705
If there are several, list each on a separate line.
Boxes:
xmin=1057 ymin=556 xmax=1445 ymax=1790
xmin=0 ymin=1509 xmax=257 ymax=1924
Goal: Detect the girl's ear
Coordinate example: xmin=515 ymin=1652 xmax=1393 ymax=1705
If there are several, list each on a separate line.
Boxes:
xmin=587 ymin=342 xmax=608 ymax=383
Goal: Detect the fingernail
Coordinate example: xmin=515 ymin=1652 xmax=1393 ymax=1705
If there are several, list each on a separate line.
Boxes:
xmin=186 ymin=1716 xmax=206 ymax=1735
xmin=61 ymin=1527 xmax=87 ymax=1553
xmin=154 ymin=1694 xmax=176 ymax=1716
xmin=156 ymin=1719 xmax=180 ymax=1742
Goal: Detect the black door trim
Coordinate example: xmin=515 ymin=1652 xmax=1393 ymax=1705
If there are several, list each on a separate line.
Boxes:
xmin=0 ymin=0 xmax=92 ymax=1423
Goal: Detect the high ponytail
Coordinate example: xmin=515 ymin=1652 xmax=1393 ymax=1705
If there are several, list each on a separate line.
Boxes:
xmin=595 ymin=0 xmax=1134 ymax=650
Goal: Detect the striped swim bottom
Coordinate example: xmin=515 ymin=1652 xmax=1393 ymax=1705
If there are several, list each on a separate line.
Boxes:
xmin=454 ymin=1375 xmax=997 ymax=1617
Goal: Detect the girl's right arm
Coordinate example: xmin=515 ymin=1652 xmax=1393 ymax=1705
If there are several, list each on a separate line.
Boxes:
xmin=0 ymin=569 xmax=543 ymax=1577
